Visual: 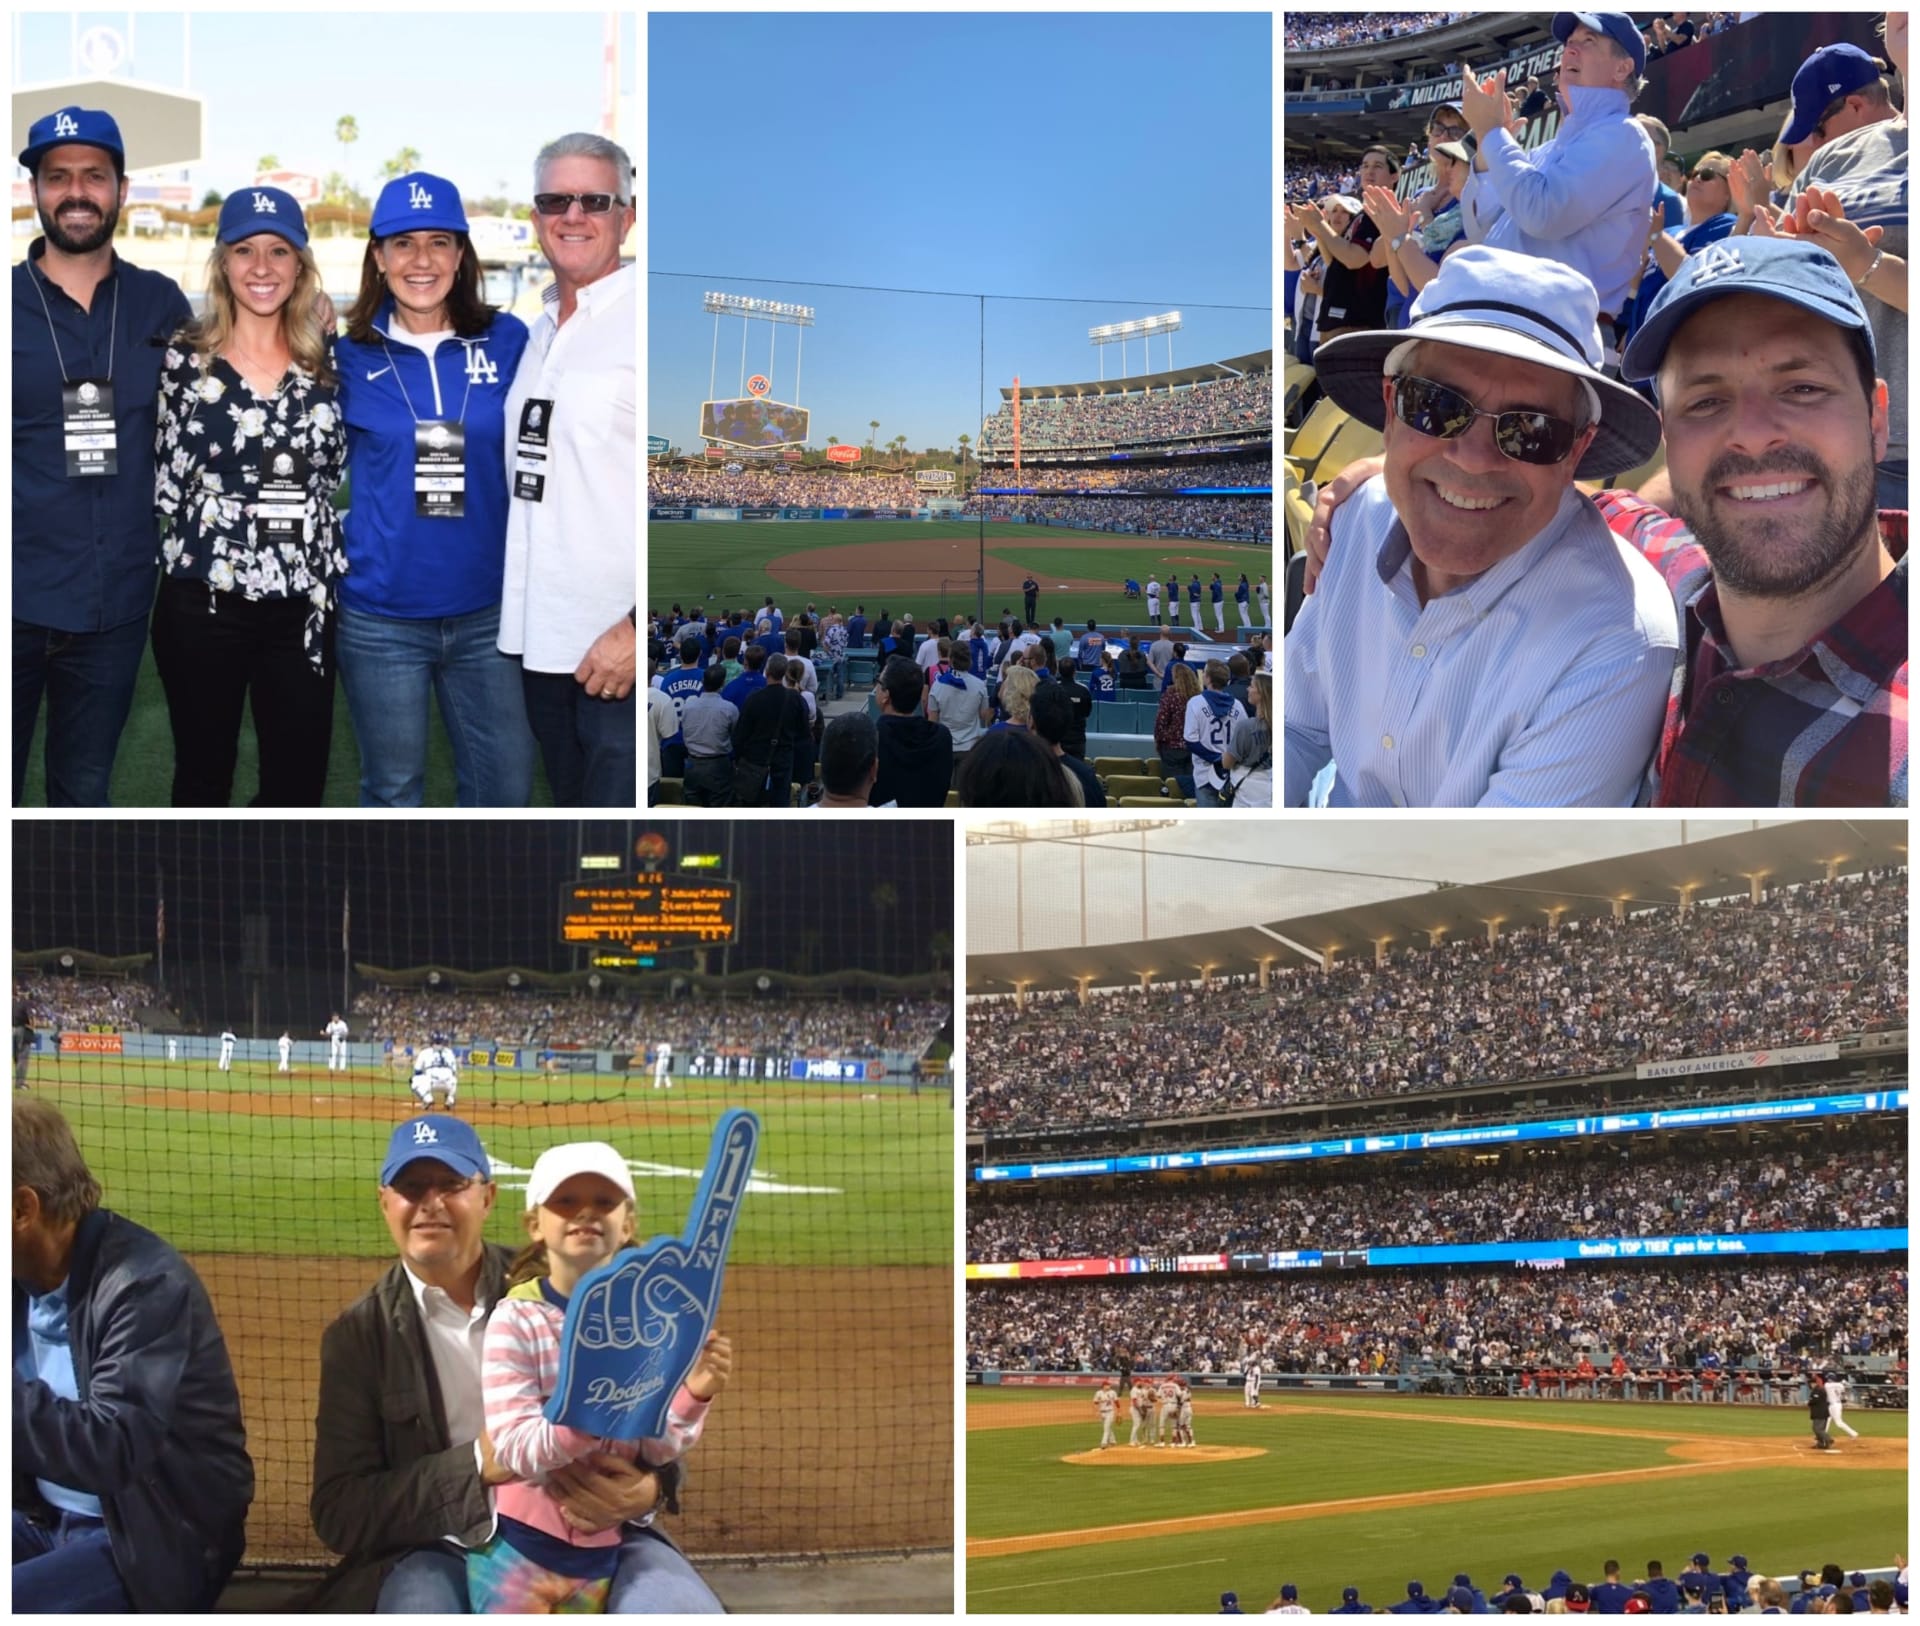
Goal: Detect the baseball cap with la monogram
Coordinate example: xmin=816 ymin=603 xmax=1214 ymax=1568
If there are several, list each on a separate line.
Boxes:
xmin=370 ymin=170 xmax=470 ymax=238
xmin=18 ymin=105 xmax=125 ymax=172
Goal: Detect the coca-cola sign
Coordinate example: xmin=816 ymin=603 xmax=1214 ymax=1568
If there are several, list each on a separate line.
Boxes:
xmin=825 ymin=445 xmax=861 ymax=464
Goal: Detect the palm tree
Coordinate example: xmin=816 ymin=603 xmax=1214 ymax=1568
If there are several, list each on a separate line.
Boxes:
xmin=334 ymin=116 xmax=358 ymax=235
xmin=869 ymin=419 xmax=879 ymax=455
xmin=256 ymin=153 xmax=280 ymax=176
xmin=957 ymin=433 xmax=971 ymax=469
xmin=380 ymin=146 xmax=423 ymax=183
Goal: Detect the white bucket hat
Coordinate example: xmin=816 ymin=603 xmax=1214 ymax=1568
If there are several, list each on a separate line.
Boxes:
xmin=1312 ymin=244 xmax=1663 ymax=478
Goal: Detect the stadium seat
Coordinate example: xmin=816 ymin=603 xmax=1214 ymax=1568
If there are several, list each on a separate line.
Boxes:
xmin=1302 ymin=414 xmax=1384 ymax=490
xmin=1105 ymin=775 xmax=1169 ymax=799
xmin=845 ymin=651 xmax=878 ymax=688
xmin=1092 ymin=757 xmax=1152 ymax=780
xmin=945 ymin=790 xmax=960 ymax=807
xmin=1284 ymin=470 xmax=1315 ymax=560
xmin=1283 ymin=359 xmax=1318 ymax=427
xmin=1283 ymin=395 xmax=1344 ymax=474
xmin=1117 ymin=795 xmax=1174 ymax=808
xmin=653 ymin=777 xmax=685 ymax=805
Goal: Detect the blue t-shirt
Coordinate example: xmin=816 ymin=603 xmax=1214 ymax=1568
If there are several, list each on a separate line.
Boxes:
xmin=25 ymin=1281 xmax=107 ymax=1518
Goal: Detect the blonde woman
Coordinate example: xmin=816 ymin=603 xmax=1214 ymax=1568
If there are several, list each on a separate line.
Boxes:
xmin=153 ymin=187 xmax=346 ymax=805
xmin=993 ymin=663 xmax=1040 ymax=730
xmin=1154 ymin=660 xmax=1201 ymax=782
xmin=1220 ymin=671 xmax=1273 ymax=807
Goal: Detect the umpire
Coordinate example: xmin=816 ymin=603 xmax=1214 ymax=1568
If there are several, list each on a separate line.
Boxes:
xmin=1808 ymin=1370 xmax=1835 ymax=1450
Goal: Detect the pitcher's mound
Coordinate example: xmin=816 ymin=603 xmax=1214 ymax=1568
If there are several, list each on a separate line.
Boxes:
xmin=1064 ymin=1445 xmax=1267 ymax=1466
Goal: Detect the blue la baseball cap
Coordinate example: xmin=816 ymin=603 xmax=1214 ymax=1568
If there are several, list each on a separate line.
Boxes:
xmin=18 ymin=105 xmax=124 ymax=174
xmin=217 ymin=186 xmax=309 ymax=250
xmin=1409 ymin=1581 xmax=1427 ymax=1598
xmin=1623 ymin=236 xmax=1877 ymax=394
xmin=1447 ymin=1586 xmax=1479 ymax=1612
xmin=370 ymin=170 xmax=469 ymax=238
xmin=1782 ymin=43 xmax=1884 ymax=145
xmin=1553 ymin=12 xmax=1647 ymax=78
xmin=1344 ymin=1588 xmax=1361 ymax=1602
xmin=381 ymin=1114 xmax=491 ymax=1185
xmin=1730 ymin=1558 xmax=1749 ymax=1570
xmin=1280 ymin=1585 xmax=1299 ymax=1600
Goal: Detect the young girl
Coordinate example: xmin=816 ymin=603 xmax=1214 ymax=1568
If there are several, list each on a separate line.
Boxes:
xmin=470 ymin=1141 xmax=733 ymax=1614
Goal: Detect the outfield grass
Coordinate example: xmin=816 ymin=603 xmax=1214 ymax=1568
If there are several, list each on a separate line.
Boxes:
xmin=35 ymin=1060 xmax=951 ymax=1268
xmin=17 ymin=642 xmax=556 ymax=808
xmin=646 ymin=519 xmax=1271 ymax=632
xmin=966 ymin=1391 xmax=1909 ymax=1613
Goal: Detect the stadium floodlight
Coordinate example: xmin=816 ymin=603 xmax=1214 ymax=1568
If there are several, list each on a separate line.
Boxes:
xmin=704 ymin=291 xmax=815 ymax=327
xmin=965 ymin=820 xmax=1182 ymax=845
xmin=1087 ymin=310 xmax=1182 ymax=379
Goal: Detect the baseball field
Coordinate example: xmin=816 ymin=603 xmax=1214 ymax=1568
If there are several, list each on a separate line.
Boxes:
xmin=646 ymin=519 xmax=1273 ymax=634
xmin=965 ymin=1388 xmax=1909 ymax=1613
xmin=35 ymin=1056 xmax=952 ymax=1562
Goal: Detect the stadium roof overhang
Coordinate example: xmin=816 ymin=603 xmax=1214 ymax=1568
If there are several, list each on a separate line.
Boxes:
xmin=997 ymin=349 xmax=1273 ymax=403
xmin=966 ymin=824 xmax=1906 ymax=996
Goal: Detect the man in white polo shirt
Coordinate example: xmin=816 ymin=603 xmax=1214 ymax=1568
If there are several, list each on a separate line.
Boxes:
xmin=501 ymin=133 xmax=637 ymax=806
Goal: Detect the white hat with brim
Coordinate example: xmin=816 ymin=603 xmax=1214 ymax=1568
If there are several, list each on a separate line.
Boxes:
xmin=1312 ymin=244 xmax=1663 ymax=479
xmin=526 ymin=1141 xmax=637 ymax=1210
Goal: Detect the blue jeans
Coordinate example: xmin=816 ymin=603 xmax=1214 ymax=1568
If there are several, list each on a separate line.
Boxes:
xmin=522 ymin=668 xmax=638 ymax=807
xmin=13 ymin=1509 xmax=134 ymax=1612
xmin=374 ymin=1530 xmax=723 ymax=1615
xmin=13 ymin=616 xmax=148 ymax=806
xmin=336 ymin=603 xmax=535 ymax=807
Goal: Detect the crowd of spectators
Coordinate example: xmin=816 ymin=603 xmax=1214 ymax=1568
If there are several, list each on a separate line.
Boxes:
xmin=1284 ymin=157 xmax=1361 ymax=204
xmin=959 ymin=494 xmax=1272 ymax=542
xmin=965 ymin=1260 xmax=1908 ymax=1375
xmin=968 ymin=869 xmax=1908 ymax=1131
xmin=974 ymin=457 xmax=1270 ymax=492
xmin=967 ymin=1124 xmax=1907 ymax=1261
xmin=14 ymin=974 xmax=161 ymax=1032
xmin=1285 ymin=12 xmax=1469 ymax=52
xmin=348 ymin=987 xmax=949 ymax=1057
xmin=648 ymin=466 xmax=926 ymax=509
xmin=977 ymin=372 xmax=1272 ymax=454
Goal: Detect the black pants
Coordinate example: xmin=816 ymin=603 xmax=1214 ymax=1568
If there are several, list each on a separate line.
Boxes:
xmin=150 ymin=575 xmax=335 ymax=806
xmin=683 ymin=755 xmax=732 ymax=805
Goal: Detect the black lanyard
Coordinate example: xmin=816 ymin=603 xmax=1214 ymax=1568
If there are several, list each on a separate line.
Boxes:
xmin=30 ymin=261 xmax=118 ymax=384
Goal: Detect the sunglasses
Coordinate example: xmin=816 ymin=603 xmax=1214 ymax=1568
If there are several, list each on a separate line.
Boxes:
xmin=532 ymin=192 xmax=629 ymax=216
xmin=1392 ymin=374 xmax=1582 ymax=466
xmin=1687 ymin=168 xmax=1728 ymax=183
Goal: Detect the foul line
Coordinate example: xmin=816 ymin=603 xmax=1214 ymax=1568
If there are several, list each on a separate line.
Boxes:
xmin=970 ymin=1557 xmax=1227 ymax=1595
xmin=966 ymin=1460 xmax=1753 ymax=1560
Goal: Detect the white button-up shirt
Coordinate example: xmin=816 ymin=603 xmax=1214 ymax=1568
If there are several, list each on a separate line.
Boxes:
xmin=1284 ymin=479 xmax=1679 ymax=806
xmin=500 ymin=263 xmax=637 ymax=672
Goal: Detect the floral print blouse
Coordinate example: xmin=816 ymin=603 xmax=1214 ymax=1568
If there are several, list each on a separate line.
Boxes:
xmin=154 ymin=337 xmax=349 ymax=667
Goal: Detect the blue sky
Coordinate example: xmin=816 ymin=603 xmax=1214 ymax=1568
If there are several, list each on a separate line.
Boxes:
xmin=647 ymin=12 xmax=1272 ymax=454
xmin=13 ymin=11 xmax=637 ymax=205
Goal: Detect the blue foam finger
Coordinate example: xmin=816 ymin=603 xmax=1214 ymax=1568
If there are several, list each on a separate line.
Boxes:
xmin=546 ymin=1110 xmax=759 ymax=1439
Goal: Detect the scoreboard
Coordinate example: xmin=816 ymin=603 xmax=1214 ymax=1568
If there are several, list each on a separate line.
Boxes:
xmin=559 ymin=878 xmax=740 ymax=964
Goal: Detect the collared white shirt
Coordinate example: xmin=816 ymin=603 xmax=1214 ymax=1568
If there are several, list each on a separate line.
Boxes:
xmin=1284 ymin=479 xmax=1679 ymax=806
xmin=398 ymin=1259 xmax=496 ymax=1544
xmin=499 ymin=262 xmax=637 ymax=672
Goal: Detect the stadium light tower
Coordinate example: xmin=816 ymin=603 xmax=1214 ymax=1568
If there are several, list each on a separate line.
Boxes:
xmin=703 ymin=290 xmax=815 ymax=415
xmin=1089 ymin=311 xmax=1181 ymax=381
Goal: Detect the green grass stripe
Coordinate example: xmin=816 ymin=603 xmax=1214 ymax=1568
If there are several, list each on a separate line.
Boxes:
xmin=966 ymin=1470 xmax=1907 ymax=1613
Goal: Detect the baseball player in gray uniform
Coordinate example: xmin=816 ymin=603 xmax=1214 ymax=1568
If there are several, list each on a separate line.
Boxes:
xmin=1129 ymin=1378 xmax=1153 ymax=1445
xmin=1156 ymin=1375 xmax=1181 ymax=1446
xmin=1176 ymin=1376 xmax=1195 ymax=1447
xmin=1244 ymin=1356 xmax=1263 ymax=1409
xmin=1095 ymin=1380 xmax=1118 ymax=1448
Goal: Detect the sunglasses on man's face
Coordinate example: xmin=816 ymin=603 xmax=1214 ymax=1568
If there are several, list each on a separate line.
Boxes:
xmin=1392 ymin=374 xmax=1582 ymax=466
xmin=532 ymin=192 xmax=628 ymax=216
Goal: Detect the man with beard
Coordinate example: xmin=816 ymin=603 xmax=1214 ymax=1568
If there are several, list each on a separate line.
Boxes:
xmin=1611 ymin=236 xmax=1904 ymax=804
xmin=13 ymin=108 xmax=191 ymax=805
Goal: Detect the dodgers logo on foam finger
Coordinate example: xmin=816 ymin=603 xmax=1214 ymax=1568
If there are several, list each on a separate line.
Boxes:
xmin=546 ymin=1109 xmax=759 ymax=1440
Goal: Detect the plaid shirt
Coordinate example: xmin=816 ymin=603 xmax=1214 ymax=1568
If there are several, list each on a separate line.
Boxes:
xmin=1593 ymin=492 xmax=1908 ymax=807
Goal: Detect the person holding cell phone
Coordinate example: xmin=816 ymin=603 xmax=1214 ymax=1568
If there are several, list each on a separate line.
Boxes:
xmin=335 ymin=172 xmax=533 ymax=806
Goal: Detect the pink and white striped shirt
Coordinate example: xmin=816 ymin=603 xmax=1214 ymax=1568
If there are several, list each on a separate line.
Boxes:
xmin=482 ymin=1278 xmax=710 ymax=1549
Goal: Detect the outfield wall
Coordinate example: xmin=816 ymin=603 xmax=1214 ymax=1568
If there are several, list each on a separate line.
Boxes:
xmin=38 ymin=1030 xmax=934 ymax=1083
xmin=967 ymin=1368 xmax=1910 ymax=1408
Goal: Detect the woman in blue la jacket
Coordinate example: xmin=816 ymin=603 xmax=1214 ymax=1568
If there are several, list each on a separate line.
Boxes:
xmin=335 ymin=173 xmax=533 ymax=805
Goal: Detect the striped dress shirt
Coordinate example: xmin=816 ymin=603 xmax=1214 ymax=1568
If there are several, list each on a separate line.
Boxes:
xmin=1284 ymin=479 xmax=1680 ymax=806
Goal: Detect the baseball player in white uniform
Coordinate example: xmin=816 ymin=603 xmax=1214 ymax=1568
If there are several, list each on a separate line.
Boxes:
xmin=1128 ymin=1379 xmax=1154 ymax=1446
xmin=325 ymin=1014 xmax=350 ymax=1072
xmin=1244 ymin=1357 xmax=1263 ymax=1409
xmin=1145 ymin=576 xmax=1161 ymax=625
xmin=1156 ymin=1375 xmax=1181 ymax=1446
xmin=411 ymin=1040 xmax=459 ymax=1110
xmin=1824 ymin=1372 xmax=1860 ymax=1438
xmin=218 ymin=1029 xmax=237 ymax=1071
xmin=1176 ymin=1376 xmax=1195 ymax=1447
xmin=1256 ymin=575 xmax=1271 ymax=627
xmin=277 ymin=1031 xmax=292 ymax=1073
xmin=653 ymin=1041 xmax=673 ymax=1090
xmin=1095 ymin=1380 xmax=1118 ymax=1449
